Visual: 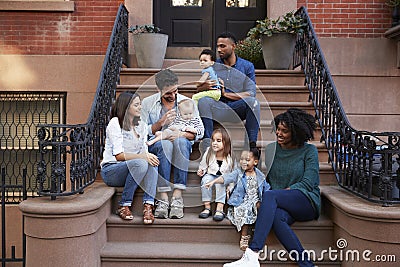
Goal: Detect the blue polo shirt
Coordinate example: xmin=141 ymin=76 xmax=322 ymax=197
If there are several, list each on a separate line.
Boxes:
xmin=215 ymin=56 xmax=257 ymax=103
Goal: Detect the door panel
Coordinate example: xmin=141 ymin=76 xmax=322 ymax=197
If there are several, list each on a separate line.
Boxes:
xmin=154 ymin=0 xmax=213 ymax=47
xmin=215 ymin=0 xmax=266 ymax=42
xmin=154 ymin=0 xmax=266 ymax=48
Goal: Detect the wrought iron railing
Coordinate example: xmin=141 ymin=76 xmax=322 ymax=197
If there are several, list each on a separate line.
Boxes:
xmin=1 ymin=167 xmax=26 ymax=266
xmin=294 ymin=6 xmax=400 ymax=206
xmin=37 ymin=4 xmax=129 ymax=199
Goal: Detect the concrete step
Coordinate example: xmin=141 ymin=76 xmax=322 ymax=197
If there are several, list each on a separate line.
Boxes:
xmin=119 ymin=68 xmax=305 ymax=87
xmin=101 ymin=241 xmax=340 ymax=266
xmin=105 ymin=212 xmax=333 ymax=245
xmin=199 ymin=140 xmax=329 ymax=163
xmin=255 ymin=69 xmax=305 ymax=86
xmin=117 ymin=84 xmax=313 ymax=121
xmin=185 ymin=160 xmax=335 ymax=187
xmin=117 ymin=83 xmax=309 ymax=103
xmin=185 ymin=161 xmax=335 ymax=186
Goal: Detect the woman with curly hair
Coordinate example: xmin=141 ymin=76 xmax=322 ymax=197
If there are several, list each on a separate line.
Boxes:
xmin=224 ymin=108 xmax=321 ymax=267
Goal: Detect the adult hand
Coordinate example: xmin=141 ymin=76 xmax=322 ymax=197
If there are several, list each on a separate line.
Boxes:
xmin=165 ymin=129 xmax=181 ymax=141
xmin=197 ymin=169 xmax=205 ymax=177
xmin=219 ymin=78 xmax=225 ymax=96
xmin=196 ymin=79 xmax=217 ymax=92
xmin=145 ymin=152 xmax=159 ymax=167
xmin=161 ymin=109 xmax=177 ymax=127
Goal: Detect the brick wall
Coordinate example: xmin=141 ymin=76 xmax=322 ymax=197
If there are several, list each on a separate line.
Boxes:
xmin=1 ymin=0 xmax=395 ymax=55
xmin=297 ymin=0 xmax=393 ymax=38
xmin=0 ymin=0 xmax=120 ymax=55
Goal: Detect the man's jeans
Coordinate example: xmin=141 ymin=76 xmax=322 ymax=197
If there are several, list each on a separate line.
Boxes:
xmin=101 ymin=159 xmax=157 ymax=206
xmin=198 ymin=96 xmax=260 ymax=143
xmin=148 ymin=137 xmax=192 ymax=192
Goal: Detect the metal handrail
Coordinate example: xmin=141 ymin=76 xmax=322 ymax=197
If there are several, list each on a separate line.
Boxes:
xmin=294 ymin=6 xmax=400 ymax=206
xmin=36 ymin=4 xmax=129 ymax=199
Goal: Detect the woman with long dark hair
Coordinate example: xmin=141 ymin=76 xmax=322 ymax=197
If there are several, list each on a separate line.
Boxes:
xmin=100 ymin=91 xmax=159 ymax=224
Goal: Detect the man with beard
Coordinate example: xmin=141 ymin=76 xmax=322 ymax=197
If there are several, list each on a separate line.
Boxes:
xmin=197 ymin=31 xmax=260 ymax=151
xmin=141 ymin=69 xmax=204 ymax=219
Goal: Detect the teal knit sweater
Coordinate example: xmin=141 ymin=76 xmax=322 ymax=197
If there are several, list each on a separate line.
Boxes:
xmin=265 ymin=142 xmax=321 ymax=218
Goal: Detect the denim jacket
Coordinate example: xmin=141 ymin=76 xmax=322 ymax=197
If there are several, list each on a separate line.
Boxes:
xmin=223 ymin=167 xmax=270 ymax=207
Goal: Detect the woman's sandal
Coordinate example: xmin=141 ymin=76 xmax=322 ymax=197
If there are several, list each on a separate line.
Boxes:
xmin=239 ymin=235 xmax=251 ymax=251
xmin=198 ymin=208 xmax=211 ymax=219
xmin=143 ymin=203 xmax=155 ymax=225
xmin=117 ymin=206 xmax=133 ymax=220
xmin=213 ymin=210 xmax=225 ymax=221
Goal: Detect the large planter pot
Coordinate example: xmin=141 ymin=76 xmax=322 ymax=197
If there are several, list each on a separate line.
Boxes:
xmin=132 ymin=33 xmax=168 ymax=68
xmin=261 ymin=33 xmax=297 ymax=70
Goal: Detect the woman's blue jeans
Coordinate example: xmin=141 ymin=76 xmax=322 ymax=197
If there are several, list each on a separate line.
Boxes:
xmin=100 ymin=159 xmax=157 ymax=207
xmin=200 ymin=174 xmax=226 ymax=203
xmin=249 ymin=189 xmax=317 ymax=267
xmin=148 ymin=137 xmax=192 ymax=192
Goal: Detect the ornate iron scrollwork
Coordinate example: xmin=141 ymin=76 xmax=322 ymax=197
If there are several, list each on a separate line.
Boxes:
xmin=36 ymin=4 xmax=128 ymax=199
xmin=294 ymin=7 xmax=400 ymax=206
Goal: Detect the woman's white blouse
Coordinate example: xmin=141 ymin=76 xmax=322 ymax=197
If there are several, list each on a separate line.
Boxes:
xmin=101 ymin=117 xmax=148 ymax=167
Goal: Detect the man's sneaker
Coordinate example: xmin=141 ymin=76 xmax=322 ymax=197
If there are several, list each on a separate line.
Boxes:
xmin=169 ymin=197 xmax=184 ymax=219
xmin=223 ymin=248 xmax=260 ymax=267
xmin=154 ymin=200 xmax=169 ymax=219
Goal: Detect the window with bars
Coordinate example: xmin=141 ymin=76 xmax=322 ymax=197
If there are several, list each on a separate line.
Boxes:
xmin=0 ymin=92 xmax=66 ymax=195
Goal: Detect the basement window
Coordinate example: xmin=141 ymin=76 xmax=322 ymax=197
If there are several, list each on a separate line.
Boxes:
xmin=0 ymin=92 xmax=66 ymax=194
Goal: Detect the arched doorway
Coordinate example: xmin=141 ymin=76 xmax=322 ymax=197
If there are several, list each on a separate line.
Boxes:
xmin=154 ymin=0 xmax=266 ymax=49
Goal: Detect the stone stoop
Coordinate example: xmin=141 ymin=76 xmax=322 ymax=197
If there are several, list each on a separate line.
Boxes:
xmin=99 ymin=67 xmax=338 ymax=266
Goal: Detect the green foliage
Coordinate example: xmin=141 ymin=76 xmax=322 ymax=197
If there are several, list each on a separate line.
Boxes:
xmin=386 ymin=0 xmax=400 ymax=7
xmin=128 ymin=24 xmax=161 ymax=34
xmin=248 ymin=11 xmax=307 ymax=38
xmin=235 ymin=37 xmax=265 ymax=69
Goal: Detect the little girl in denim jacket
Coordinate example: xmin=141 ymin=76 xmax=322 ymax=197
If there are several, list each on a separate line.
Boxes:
xmin=197 ymin=128 xmax=234 ymax=221
xmin=205 ymin=148 xmax=270 ymax=251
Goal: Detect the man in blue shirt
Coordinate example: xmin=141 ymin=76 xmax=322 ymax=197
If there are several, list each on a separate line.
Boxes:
xmin=197 ymin=31 xmax=260 ymax=150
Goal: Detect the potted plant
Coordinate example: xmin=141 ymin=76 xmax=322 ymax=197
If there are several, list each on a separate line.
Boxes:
xmin=386 ymin=0 xmax=400 ymax=27
xmin=235 ymin=36 xmax=266 ymax=69
xmin=248 ymin=11 xmax=306 ymax=69
xmin=129 ymin=24 xmax=168 ymax=69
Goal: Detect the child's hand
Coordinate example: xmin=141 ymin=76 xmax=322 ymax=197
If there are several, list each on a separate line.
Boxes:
xmin=226 ymin=188 xmax=231 ymax=199
xmin=203 ymin=181 xmax=213 ymax=189
xmin=197 ymin=169 xmax=205 ymax=177
xmin=256 ymin=201 xmax=260 ymax=210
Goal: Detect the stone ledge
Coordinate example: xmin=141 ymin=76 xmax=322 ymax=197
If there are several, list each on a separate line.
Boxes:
xmin=0 ymin=0 xmax=74 ymax=12
xmin=20 ymin=182 xmax=114 ymax=239
xmin=20 ymin=182 xmax=113 ymax=266
xmin=321 ymin=185 xmax=400 ymax=220
xmin=321 ymin=185 xmax=400 ymax=244
xmin=19 ymin=182 xmax=114 ymax=216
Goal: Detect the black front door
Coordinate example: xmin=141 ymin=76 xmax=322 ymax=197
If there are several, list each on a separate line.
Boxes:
xmin=154 ymin=0 xmax=266 ymax=48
